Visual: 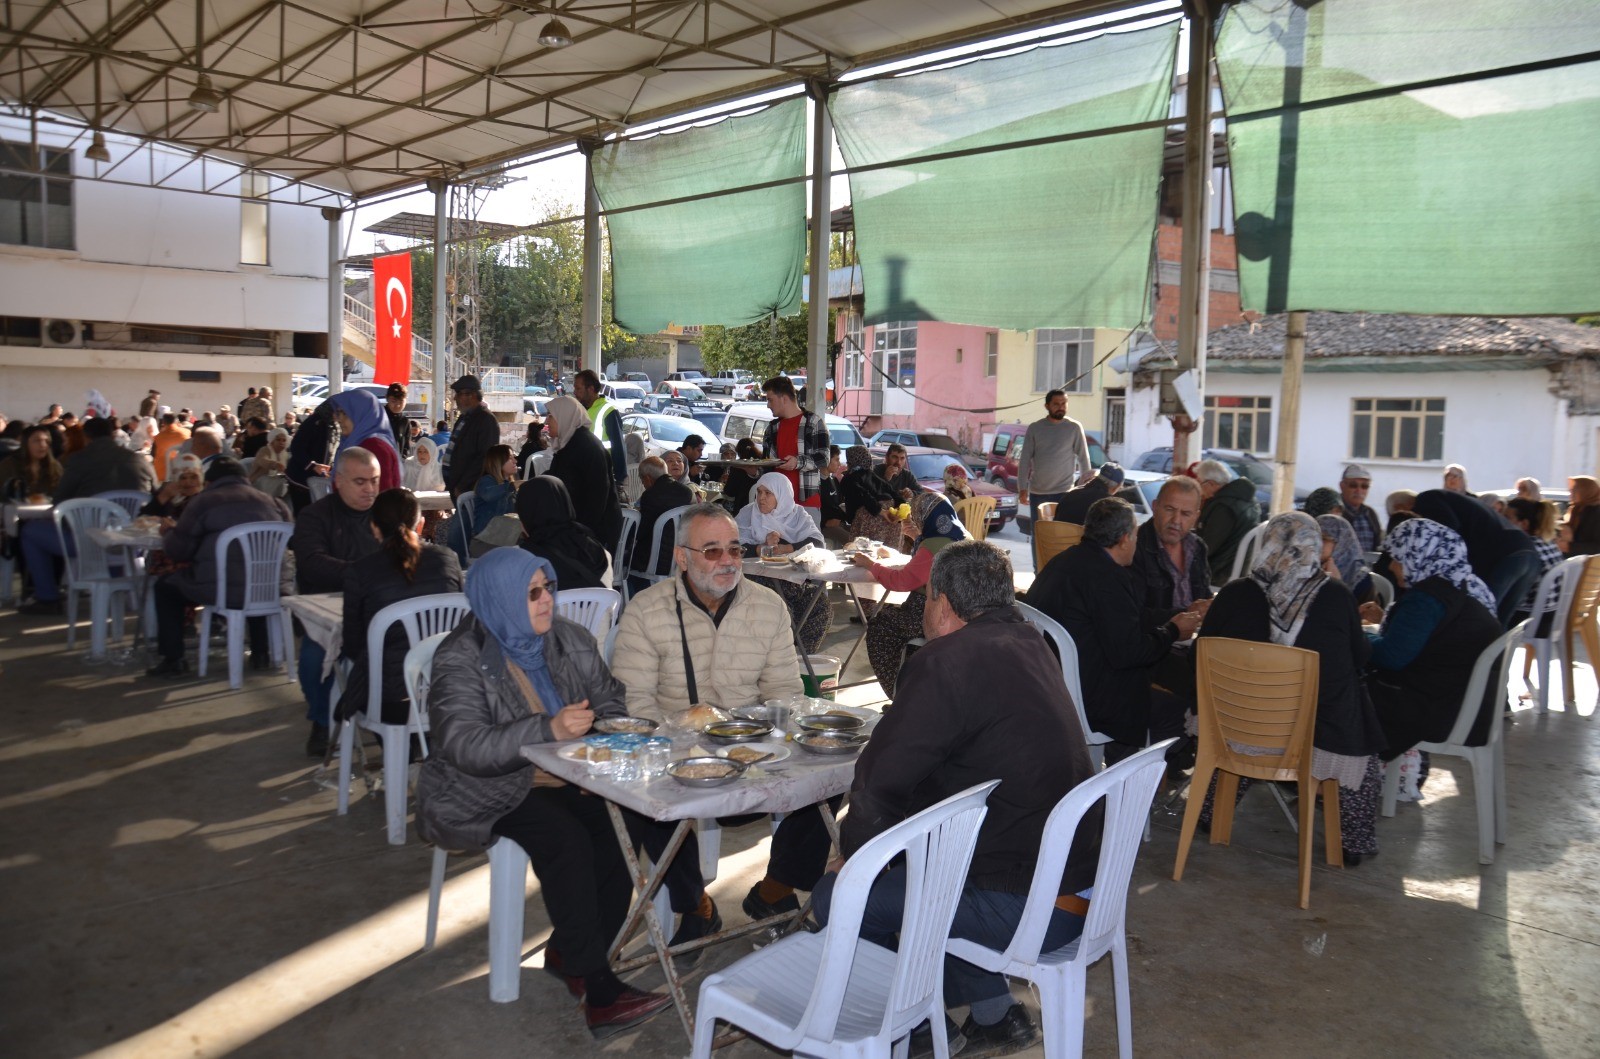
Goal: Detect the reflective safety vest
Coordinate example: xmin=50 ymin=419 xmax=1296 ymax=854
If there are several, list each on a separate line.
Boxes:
xmin=587 ymin=395 xmax=619 ymax=450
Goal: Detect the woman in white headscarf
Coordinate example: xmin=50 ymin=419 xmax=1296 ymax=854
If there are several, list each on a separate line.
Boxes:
xmin=737 ymin=472 xmax=828 ymax=653
xmin=1198 ymin=512 xmax=1388 ymax=863
xmin=250 ymin=427 xmax=291 ymax=498
xmin=404 ymin=436 xmax=446 ymax=492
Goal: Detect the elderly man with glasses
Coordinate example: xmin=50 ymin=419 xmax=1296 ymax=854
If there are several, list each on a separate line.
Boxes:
xmin=1338 ymin=462 xmax=1384 ymax=553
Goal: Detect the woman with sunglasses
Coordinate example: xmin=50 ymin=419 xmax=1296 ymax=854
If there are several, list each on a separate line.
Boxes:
xmin=415 ymin=547 xmax=671 ymax=1039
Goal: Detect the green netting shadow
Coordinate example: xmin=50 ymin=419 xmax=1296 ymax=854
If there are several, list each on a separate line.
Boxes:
xmin=1219 ymin=0 xmax=1600 ymax=315
xmin=830 ymin=20 xmax=1179 ymax=332
xmin=594 ymin=98 xmax=807 ymax=333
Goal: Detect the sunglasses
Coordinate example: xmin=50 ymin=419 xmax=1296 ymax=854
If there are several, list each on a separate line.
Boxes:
xmin=683 ymin=543 xmax=745 ymax=561
xmin=527 ymin=581 xmax=557 ymax=602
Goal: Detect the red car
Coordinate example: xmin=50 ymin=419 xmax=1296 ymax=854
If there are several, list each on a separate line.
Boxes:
xmin=878 ymin=446 xmax=1018 ymax=531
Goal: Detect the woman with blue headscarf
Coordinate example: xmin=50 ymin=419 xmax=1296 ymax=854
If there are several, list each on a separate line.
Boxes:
xmin=328 ymin=388 xmax=401 ymax=491
xmin=853 ymin=490 xmax=971 ymax=698
xmin=414 ymin=548 xmax=672 ymax=1037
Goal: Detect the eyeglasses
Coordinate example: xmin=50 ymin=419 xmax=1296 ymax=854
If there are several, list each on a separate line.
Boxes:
xmin=527 ymin=581 xmax=557 ymax=602
xmin=683 ymin=543 xmax=745 ymax=561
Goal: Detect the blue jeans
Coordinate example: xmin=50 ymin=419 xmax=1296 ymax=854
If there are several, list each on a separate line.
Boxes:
xmin=20 ymin=518 xmax=67 ymax=602
xmin=1027 ymin=492 xmax=1067 ymax=534
xmin=299 ymin=638 xmax=336 ymax=726
xmin=812 ymin=864 xmax=1086 ymax=1007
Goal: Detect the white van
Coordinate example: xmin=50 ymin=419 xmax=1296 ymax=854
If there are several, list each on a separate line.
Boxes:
xmin=721 ymin=402 xmax=867 ymax=450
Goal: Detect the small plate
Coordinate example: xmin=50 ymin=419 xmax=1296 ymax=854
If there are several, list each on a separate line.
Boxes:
xmin=594 ymin=716 xmax=659 ymax=735
xmin=795 ymin=731 xmax=870 ymax=755
xmin=715 ymin=741 xmax=791 ymax=767
xmin=702 ymin=719 xmax=774 ymax=744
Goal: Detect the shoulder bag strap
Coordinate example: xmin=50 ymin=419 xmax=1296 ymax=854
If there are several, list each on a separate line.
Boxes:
xmin=673 ymin=587 xmax=700 ymax=707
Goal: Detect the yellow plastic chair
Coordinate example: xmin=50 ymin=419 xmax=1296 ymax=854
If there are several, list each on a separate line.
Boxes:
xmin=1032 ymin=519 xmax=1083 ymax=571
xmin=953 ymin=496 xmax=996 ymax=541
xmin=1174 ymin=637 xmax=1338 ymax=909
xmin=1561 ymin=555 xmax=1600 ymax=708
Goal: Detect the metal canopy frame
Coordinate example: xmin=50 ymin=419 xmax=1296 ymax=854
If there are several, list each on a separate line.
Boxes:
xmin=1 ymin=0 xmax=1139 ymax=204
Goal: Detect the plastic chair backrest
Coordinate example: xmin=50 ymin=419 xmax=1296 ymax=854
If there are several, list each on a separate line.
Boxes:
xmin=1033 ymin=520 xmax=1082 ymax=571
xmin=403 ymin=632 xmax=452 ymax=720
xmin=556 ymin=587 xmax=622 ymax=640
xmin=364 ymin=593 xmax=471 ymax=718
xmin=211 ymin=522 xmax=294 ymax=613
xmin=95 ymin=490 xmax=149 ymax=519
xmin=1437 ymin=621 xmax=1525 ymax=749
xmin=795 ymin=780 xmax=998 ymax=1044
xmin=308 ymin=476 xmax=332 ymax=501
xmin=603 ymin=623 xmax=621 ymax=666
xmin=1015 ymin=601 xmax=1097 ymax=746
xmin=1226 ymin=521 xmax=1269 ymax=583
xmin=1194 ymin=637 xmax=1320 ymax=783
xmin=1526 ymin=556 xmax=1584 ymax=645
xmin=1036 ymin=501 xmax=1058 ymax=522
xmin=615 ymin=508 xmax=640 ymax=580
xmin=1368 ymin=572 xmax=1394 ymax=610
xmin=54 ymin=498 xmax=128 ymax=583
xmin=643 ymin=504 xmax=694 ymax=578
xmin=455 ymin=492 xmax=478 ymax=537
xmin=998 ymin=739 xmax=1172 ymax=965
xmin=954 ymin=496 xmax=996 ymax=542
xmin=1564 ymin=555 xmax=1600 ymax=636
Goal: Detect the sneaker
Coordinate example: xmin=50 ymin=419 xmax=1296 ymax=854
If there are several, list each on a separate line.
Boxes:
xmin=959 ymin=1004 xmax=1037 ymax=1057
xmin=144 ymin=657 xmax=190 ymax=679
xmin=908 ymin=1014 xmax=966 ymax=1059
xmin=668 ymin=897 xmax=721 ymax=970
xmin=742 ymin=883 xmax=801 ymax=922
xmin=305 ymin=723 xmax=330 ymax=758
xmin=583 ymin=984 xmax=673 ymax=1040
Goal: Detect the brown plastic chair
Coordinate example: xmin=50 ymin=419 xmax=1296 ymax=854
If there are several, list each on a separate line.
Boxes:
xmin=1032 ymin=520 xmax=1083 ymax=571
xmin=1173 ymin=637 xmax=1338 ymax=909
xmin=954 ymin=496 xmax=996 ymax=541
xmin=1561 ymin=555 xmax=1600 ymax=708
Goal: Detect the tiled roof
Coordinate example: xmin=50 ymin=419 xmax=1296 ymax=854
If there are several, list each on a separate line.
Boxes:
xmin=1191 ymin=313 xmax=1600 ymax=363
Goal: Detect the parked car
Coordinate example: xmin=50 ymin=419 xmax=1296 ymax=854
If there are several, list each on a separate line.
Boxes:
xmin=347 ymin=383 xmax=428 ymax=423
xmin=621 ymin=412 xmax=723 ymax=461
xmin=702 ymin=369 xmax=755 ymax=396
xmin=720 ymin=402 xmax=867 ymax=451
xmin=601 ymin=382 xmax=648 ymax=411
xmin=523 ymin=384 xmax=550 ymax=396
xmin=887 ymin=447 xmax=1018 ymax=531
xmin=620 ymin=371 xmax=652 ymax=386
xmin=1129 ymin=446 xmax=1308 ymax=512
xmin=985 ymin=424 xmax=1109 ymax=490
xmin=654 ymin=379 xmax=707 ymax=402
xmin=523 ymin=395 xmax=550 ymax=419
xmin=664 ymin=370 xmax=707 ymax=383
xmin=868 ymin=429 xmax=963 ymax=456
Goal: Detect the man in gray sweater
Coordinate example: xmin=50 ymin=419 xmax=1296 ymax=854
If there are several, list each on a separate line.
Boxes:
xmin=1017 ymin=388 xmax=1093 ymax=531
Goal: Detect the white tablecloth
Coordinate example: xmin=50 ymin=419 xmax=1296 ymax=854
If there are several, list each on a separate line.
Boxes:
xmin=285 ymin=593 xmax=342 ymax=677
xmin=3 ymin=501 xmax=52 ymax=536
xmin=85 ymin=525 xmax=165 ymax=551
xmin=413 ymin=490 xmax=454 ymax=512
xmin=741 ymin=546 xmax=909 ymax=587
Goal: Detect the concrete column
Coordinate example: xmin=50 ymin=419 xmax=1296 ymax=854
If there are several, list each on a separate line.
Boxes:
xmin=1172 ymin=3 xmax=1217 ymax=467
xmin=580 ymin=141 xmax=603 ymax=374
xmin=428 ymin=178 xmax=449 ymax=422
xmin=322 ymin=206 xmax=343 ymax=394
xmin=806 ymin=81 xmax=833 ymax=409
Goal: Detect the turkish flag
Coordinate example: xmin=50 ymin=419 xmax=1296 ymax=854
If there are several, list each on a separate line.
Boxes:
xmin=373 ymin=251 xmax=413 ymax=387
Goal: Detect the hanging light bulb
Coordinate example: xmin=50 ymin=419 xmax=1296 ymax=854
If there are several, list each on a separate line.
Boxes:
xmin=188 ymin=73 xmax=222 ymax=112
xmin=537 ymin=18 xmax=573 ymax=47
xmin=85 ymin=131 xmax=111 ymax=163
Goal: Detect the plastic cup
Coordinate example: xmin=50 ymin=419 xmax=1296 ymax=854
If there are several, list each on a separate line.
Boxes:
xmin=640 ymin=739 xmax=671 ymax=778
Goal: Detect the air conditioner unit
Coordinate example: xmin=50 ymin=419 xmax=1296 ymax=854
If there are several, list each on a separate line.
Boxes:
xmin=41 ymin=318 xmax=84 ymax=348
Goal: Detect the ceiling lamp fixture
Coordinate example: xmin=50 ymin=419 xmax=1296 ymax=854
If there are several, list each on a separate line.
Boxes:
xmin=188 ymin=73 xmax=222 ymax=112
xmin=537 ymin=17 xmax=573 ymax=48
xmin=85 ymin=131 xmax=111 ymax=163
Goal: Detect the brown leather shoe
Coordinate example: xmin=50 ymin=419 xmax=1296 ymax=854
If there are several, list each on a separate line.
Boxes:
xmin=584 ymin=985 xmax=673 ymax=1040
xmin=543 ymin=948 xmax=585 ymax=1001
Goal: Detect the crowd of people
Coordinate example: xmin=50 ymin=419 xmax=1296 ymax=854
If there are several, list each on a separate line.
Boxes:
xmin=4 ymin=377 xmax=1593 ymax=1051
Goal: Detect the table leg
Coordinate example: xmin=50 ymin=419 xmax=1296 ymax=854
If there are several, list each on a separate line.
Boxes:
xmin=605 ymin=806 xmax=696 ymax=1041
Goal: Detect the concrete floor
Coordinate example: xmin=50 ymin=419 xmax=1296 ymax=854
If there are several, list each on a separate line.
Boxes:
xmin=3 ymin=583 xmax=1599 ymax=1059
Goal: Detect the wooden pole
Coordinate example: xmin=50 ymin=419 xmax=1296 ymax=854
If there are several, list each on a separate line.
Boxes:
xmin=1272 ymin=310 xmax=1307 ymax=514
xmin=1172 ymin=3 xmax=1216 ymax=467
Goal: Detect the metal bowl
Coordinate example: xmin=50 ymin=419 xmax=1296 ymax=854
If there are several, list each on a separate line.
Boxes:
xmin=795 ymin=731 xmax=870 ymax=756
xmin=593 ymin=716 xmax=659 ymax=735
xmin=701 ymin=719 xmax=774 ymax=745
xmin=667 ymin=756 xmax=745 ymax=787
xmin=732 ymin=704 xmax=791 ymax=731
xmin=795 ymin=713 xmax=866 ymax=734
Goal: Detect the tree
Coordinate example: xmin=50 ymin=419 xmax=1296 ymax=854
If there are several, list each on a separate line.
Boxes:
xmin=699 ymin=306 xmax=839 ymax=379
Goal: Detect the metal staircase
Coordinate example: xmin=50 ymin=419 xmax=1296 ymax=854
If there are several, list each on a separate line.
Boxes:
xmin=342 ymin=293 xmax=524 ymax=416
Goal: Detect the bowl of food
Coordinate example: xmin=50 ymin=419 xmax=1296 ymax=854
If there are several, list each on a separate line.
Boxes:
xmin=795 ymin=712 xmax=866 ymax=734
xmin=594 ymin=716 xmax=659 ymax=735
xmin=667 ymin=756 xmax=745 ymax=787
xmin=795 ymin=731 xmax=870 ymax=756
xmin=701 ymin=719 xmax=774 ymax=745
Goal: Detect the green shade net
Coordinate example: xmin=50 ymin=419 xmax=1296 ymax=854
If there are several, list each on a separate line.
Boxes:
xmin=829 ymin=20 xmax=1179 ymax=331
xmin=594 ymin=98 xmax=806 ymax=333
xmin=1218 ymin=0 xmax=1600 ymax=315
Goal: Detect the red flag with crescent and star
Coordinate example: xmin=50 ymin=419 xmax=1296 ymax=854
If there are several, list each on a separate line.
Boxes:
xmin=372 ymin=251 xmax=413 ymax=387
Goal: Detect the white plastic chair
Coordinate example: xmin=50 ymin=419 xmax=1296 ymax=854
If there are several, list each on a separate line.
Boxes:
xmin=554 ymin=587 xmax=621 ymax=641
xmin=336 ymin=593 xmax=470 ymax=845
xmin=632 ymin=503 xmax=693 ymax=595
xmin=1380 ymin=622 xmax=1525 ymax=864
xmin=1224 ymin=520 xmax=1268 ymax=584
xmin=615 ymin=508 xmax=640 ymax=591
xmin=1520 ymin=556 xmax=1583 ymax=711
xmin=947 ymin=739 xmax=1174 ymax=1059
xmin=308 ymin=476 xmax=332 ymax=501
xmin=689 ymin=780 xmax=999 ymax=1059
xmin=1016 ymin=601 xmax=1115 ymax=768
xmin=1368 ymin=571 xmax=1394 ymax=611
xmin=196 ymin=522 xmax=294 ymax=689
xmin=95 ymin=489 xmax=149 ymax=519
xmin=53 ymin=498 xmax=137 ymax=658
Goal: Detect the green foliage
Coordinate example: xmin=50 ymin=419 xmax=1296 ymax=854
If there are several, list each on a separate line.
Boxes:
xmin=699 ymin=309 xmax=813 ymax=378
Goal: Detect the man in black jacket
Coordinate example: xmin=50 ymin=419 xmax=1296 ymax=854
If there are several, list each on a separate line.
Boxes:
xmin=1132 ymin=476 xmax=1212 ymax=626
xmin=629 ymin=456 xmax=694 ymax=591
xmin=443 ymin=375 xmax=500 ymax=499
xmin=1053 ymin=462 xmax=1124 ymax=525
xmin=816 ymin=540 xmax=1102 ymax=1057
xmin=1027 ymin=497 xmax=1201 ymax=762
xmin=291 ymin=447 xmax=382 ymax=755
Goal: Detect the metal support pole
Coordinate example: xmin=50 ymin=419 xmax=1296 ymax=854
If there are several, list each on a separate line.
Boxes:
xmin=322 ymin=206 xmax=343 ymax=394
xmin=1172 ymin=2 xmax=1217 ymax=467
xmin=580 ymin=141 xmax=603 ymax=375
xmin=1272 ymin=311 xmax=1308 ymax=514
xmin=428 ymin=177 xmax=449 ymax=422
xmin=806 ymin=81 xmax=833 ymax=409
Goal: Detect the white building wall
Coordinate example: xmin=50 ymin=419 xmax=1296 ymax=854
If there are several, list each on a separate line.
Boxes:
xmin=1127 ymin=366 xmax=1578 ymax=501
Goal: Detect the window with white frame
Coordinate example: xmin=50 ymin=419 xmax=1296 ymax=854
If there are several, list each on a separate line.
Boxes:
xmin=984 ymin=332 xmax=998 ymax=378
xmin=1350 ymin=398 xmax=1445 ymax=461
xmin=1033 ymin=328 xmax=1091 ymax=393
xmin=842 ymin=310 xmax=865 ymax=388
xmin=240 ymin=171 xmax=269 ymax=265
xmin=873 ymin=321 xmax=917 ymax=388
xmin=0 ymin=139 xmax=73 ymax=249
xmin=1204 ymin=395 xmax=1273 ymax=453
